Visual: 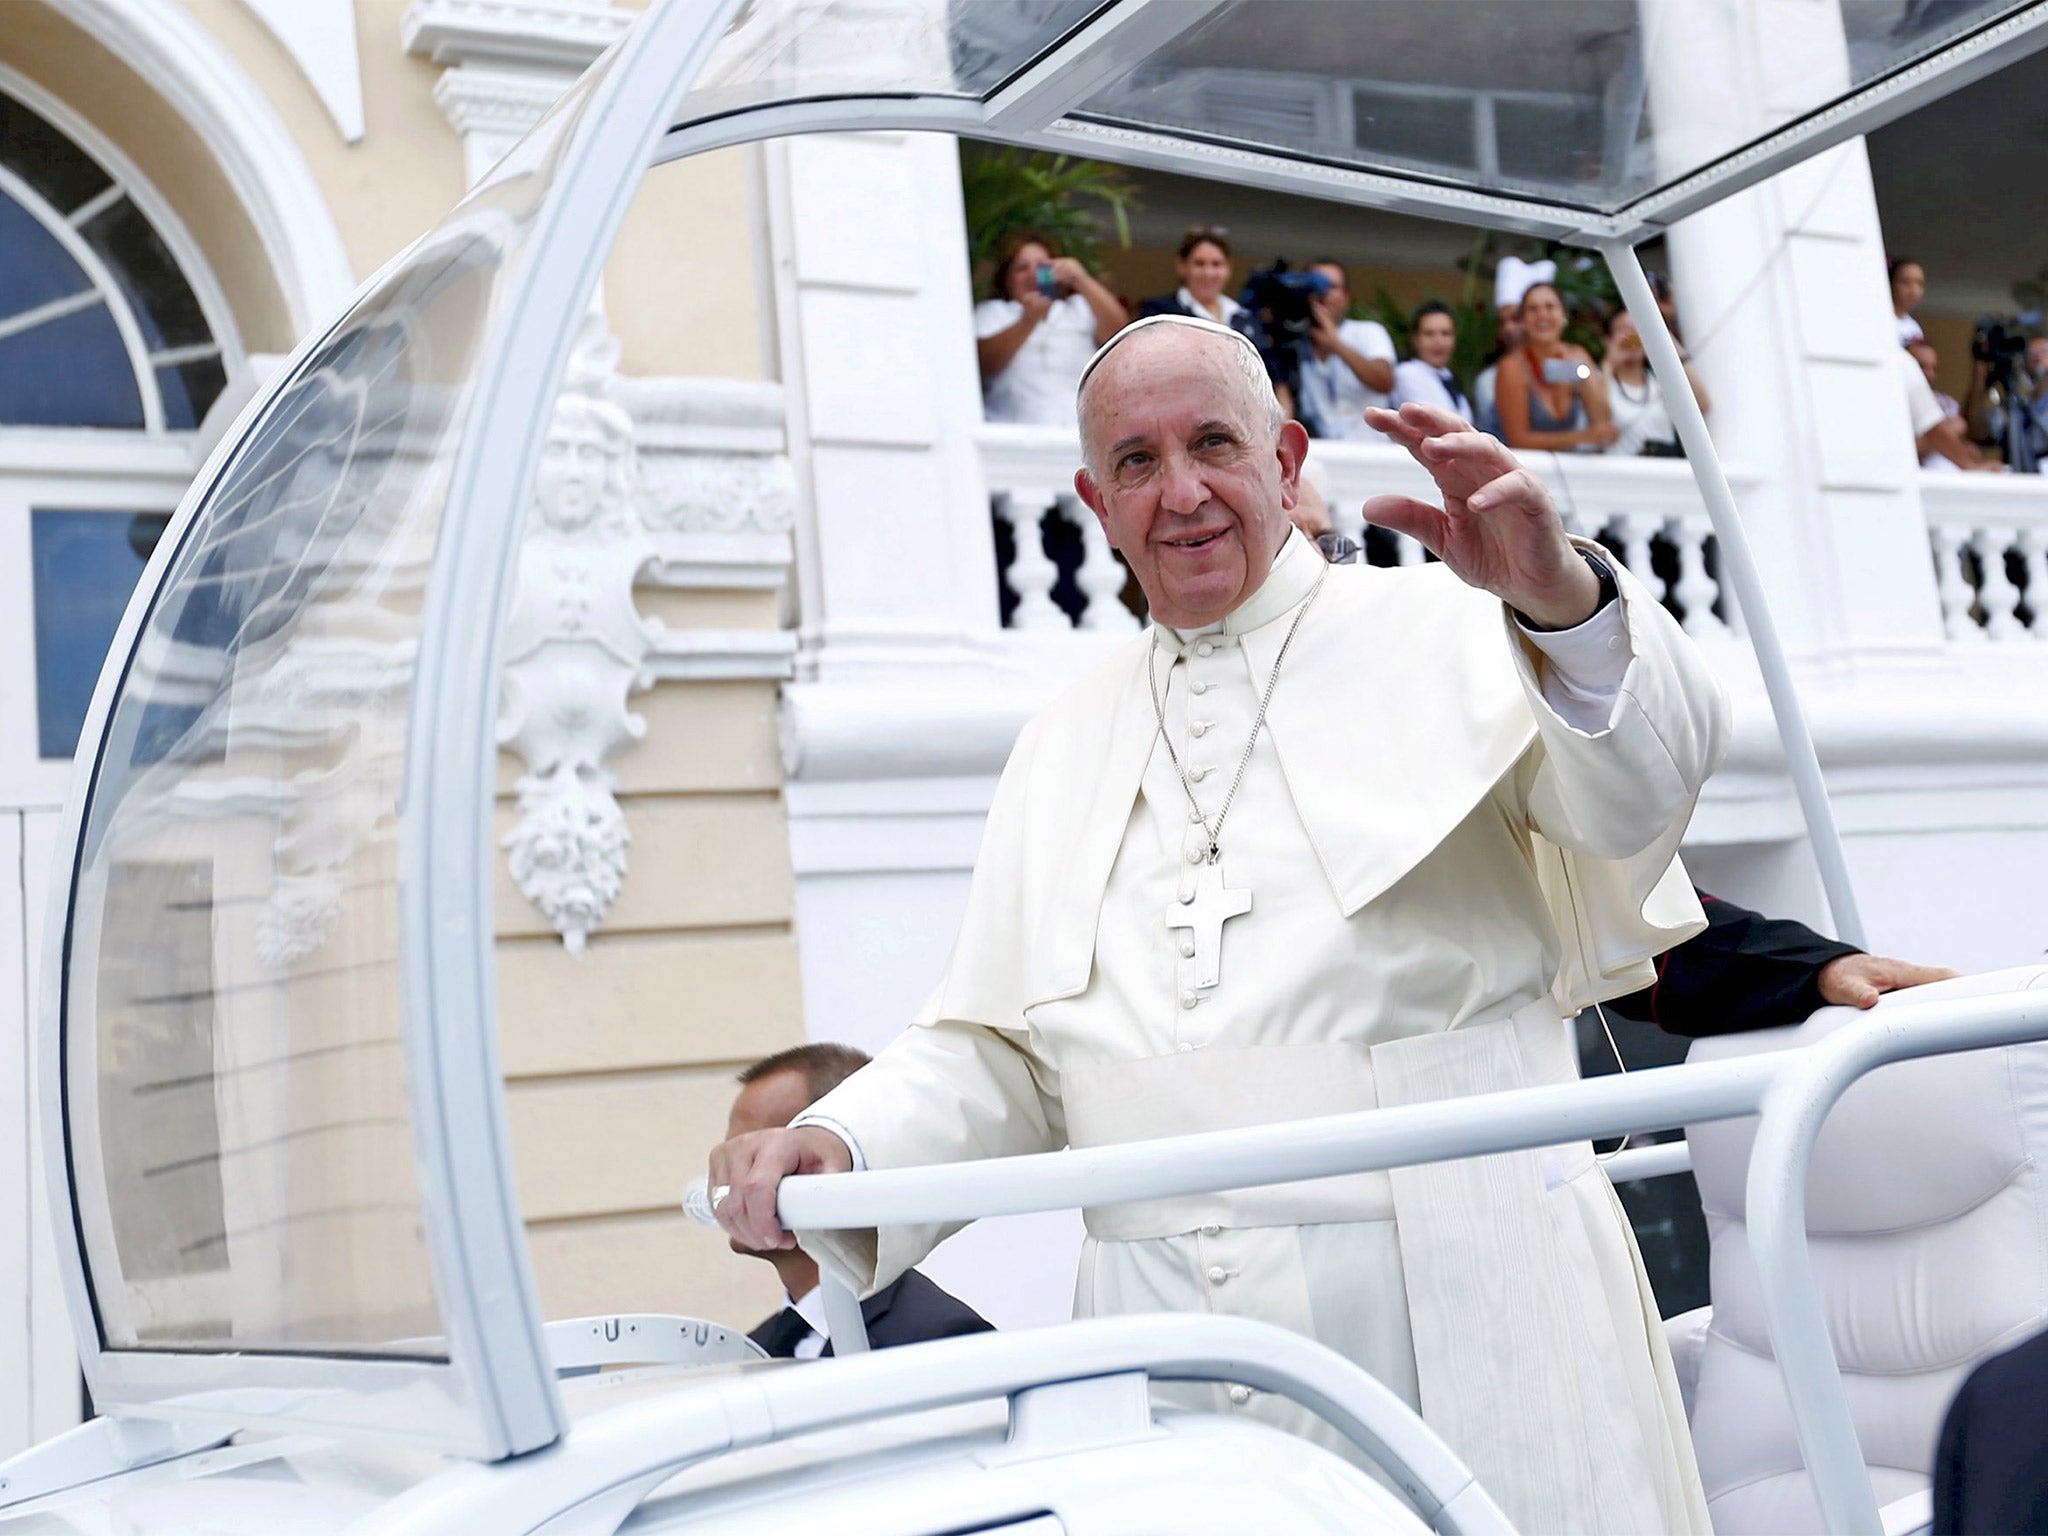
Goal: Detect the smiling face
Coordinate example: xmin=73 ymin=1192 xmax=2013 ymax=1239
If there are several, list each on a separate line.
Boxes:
xmin=1075 ymin=326 xmax=1305 ymax=629
xmin=1179 ymin=239 xmax=1232 ymax=308
xmin=1521 ymin=284 xmax=1567 ymax=347
xmin=1413 ymin=310 xmax=1457 ymax=369
xmin=1003 ymin=241 xmax=1053 ymax=303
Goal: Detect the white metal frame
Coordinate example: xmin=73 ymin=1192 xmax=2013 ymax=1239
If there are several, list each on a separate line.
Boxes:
xmin=27 ymin=0 xmax=2048 ymax=1520
xmin=780 ymin=989 xmax=2048 ymax=1536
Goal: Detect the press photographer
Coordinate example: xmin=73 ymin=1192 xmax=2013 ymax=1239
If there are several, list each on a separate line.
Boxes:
xmin=1291 ymin=259 xmax=1396 ymax=441
xmin=1966 ymin=314 xmax=2047 ymax=473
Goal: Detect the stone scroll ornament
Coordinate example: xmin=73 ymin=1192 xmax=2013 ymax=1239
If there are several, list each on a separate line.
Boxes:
xmin=498 ymin=328 xmax=662 ymax=951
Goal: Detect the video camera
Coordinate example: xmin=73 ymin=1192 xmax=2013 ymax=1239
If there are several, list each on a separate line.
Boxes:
xmin=1971 ymin=313 xmax=2040 ymax=367
xmin=1241 ymin=260 xmax=1333 ymax=403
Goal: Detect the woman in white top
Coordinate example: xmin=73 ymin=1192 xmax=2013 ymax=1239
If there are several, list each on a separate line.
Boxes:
xmin=1601 ymin=306 xmax=1712 ymax=457
xmin=1890 ymin=256 xmax=1927 ymax=347
xmin=1137 ymin=227 xmax=1292 ymax=418
xmin=974 ymin=230 xmax=1127 ymax=427
xmin=1391 ymin=301 xmax=1472 ymax=420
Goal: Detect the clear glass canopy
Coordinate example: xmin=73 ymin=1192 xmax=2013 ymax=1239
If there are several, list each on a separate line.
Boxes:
xmin=46 ymin=0 xmax=2047 ymax=1460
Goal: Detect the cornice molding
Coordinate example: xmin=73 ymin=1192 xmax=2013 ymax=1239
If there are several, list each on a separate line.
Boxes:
xmin=401 ymin=0 xmax=633 ymax=72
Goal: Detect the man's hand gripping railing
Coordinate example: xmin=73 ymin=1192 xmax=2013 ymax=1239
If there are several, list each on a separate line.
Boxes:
xmin=781 ymin=987 xmax=2048 ymax=1536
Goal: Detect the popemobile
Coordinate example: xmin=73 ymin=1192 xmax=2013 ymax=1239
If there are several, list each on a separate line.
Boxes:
xmin=4 ymin=2 xmax=2048 ymax=1533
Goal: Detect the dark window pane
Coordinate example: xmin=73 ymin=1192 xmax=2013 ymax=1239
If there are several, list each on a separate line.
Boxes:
xmin=0 ymin=91 xmax=112 ymax=216
xmin=0 ymin=299 xmax=142 ymax=427
xmin=0 ymin=188 xmax=93 ymax=320
xmin=157 ymin=354 xmax=226 ymax=431
xmin=32 ymin=510 xmax=168 ymax=757
xmin=79 ymin=196 xmax=210 ymax=350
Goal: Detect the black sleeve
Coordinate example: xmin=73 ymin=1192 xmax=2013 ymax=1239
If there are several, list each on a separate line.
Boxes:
xmin=1136 ymin=294 xmax=1179 ymax=320
xmin=1602 ymin=890 xmax=1863 ymax=1037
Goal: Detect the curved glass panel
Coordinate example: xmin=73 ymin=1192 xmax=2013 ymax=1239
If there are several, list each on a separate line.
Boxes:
xmin=0 ymin=187 xmax=94 ymax=316
xmin=63 ymin=133 xmax=564 ymax=1356
xmin=679 ymin=0 xmax=1104 ymax=118
xmin=0 ymin=90 xmax=113 ymax=216
xmin=1073 ymin=0 xmax=2036 ymax=216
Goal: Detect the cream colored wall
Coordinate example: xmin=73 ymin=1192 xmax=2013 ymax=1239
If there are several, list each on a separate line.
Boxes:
xmin=184 ymin=0 xmax=464 ymax=293
xmin=494 ymin=658 xmax=803 ymax=1329
xmin=608 ymin=151 xmax=767 ymax=381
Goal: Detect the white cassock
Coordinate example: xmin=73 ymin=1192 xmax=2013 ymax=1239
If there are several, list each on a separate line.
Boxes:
xmin=799 ymin=529 xmax=1728 ymax=1534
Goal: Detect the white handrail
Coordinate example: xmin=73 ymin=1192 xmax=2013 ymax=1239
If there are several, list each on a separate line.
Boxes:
xmin=368 ymin=1315 xmax=1516 ymax=1536
xmin=785 ymin=989 xmax=2048 ymax=1536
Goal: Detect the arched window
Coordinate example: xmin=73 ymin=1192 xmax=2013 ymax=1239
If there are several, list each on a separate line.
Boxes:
xmin=0 ymin=69 xmax=243 ymax=795
xmin=0 ymin=81 xmax=234 ymax=431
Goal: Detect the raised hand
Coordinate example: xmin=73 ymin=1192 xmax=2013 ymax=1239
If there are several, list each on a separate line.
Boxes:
xmin=1360 ymin=400 xmax=1602 ymax=630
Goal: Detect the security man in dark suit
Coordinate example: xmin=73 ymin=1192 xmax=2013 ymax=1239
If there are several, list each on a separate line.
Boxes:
xmin=728 ymin=1043 xmax=993 ymax=1359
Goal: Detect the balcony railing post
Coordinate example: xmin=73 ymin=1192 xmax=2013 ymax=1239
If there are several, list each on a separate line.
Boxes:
xmin=995 ymin=485 xmax=1068 ymax=630
xmin=1929 ymin=523 xmax=1983 ymax=642
xmin=1975 ymin=523 xmax=2024 ymax=639
xmin=1065 ymin=497 xmax=1139 ymax=632
xmin=2020 ymin=526 xmax=2048 ymax=639
xmin=1670 ymin=515 xmax=1729 ymax=638
xmin=1615 ymin=510 xmax=1669 ymax=604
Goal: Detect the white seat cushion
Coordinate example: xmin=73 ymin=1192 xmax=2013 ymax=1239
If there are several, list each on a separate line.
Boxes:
xmin=1682 ymin=966 xmax=2048 ymax=1534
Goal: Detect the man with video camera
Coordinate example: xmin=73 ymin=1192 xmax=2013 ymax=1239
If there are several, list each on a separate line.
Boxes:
xmin=1966 ymin=320 xmax=2048 ymax=472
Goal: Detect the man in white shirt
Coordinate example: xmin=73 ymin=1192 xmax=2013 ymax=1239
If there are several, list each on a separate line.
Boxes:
xmin=729 ymin=1044 xmax=992 ymax=1359
xmin=1294 ymin=259 xmax=1396 ymax=440
xmin=709 ymin=315 xmax=1725 ymax=1532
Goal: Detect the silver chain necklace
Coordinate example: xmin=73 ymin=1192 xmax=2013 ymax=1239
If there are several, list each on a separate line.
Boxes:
xmin=1146 ymin=561 xmax=1329 ymax=865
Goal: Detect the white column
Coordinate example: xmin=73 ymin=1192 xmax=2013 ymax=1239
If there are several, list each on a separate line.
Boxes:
xmin=1647 ymin=1 xmax=1946 ymax=673
xmin=768 ymin=130 xmax=1003 ymax=681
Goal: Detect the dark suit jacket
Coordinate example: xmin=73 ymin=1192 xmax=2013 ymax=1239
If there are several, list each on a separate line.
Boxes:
xmin=1933 ymin=1323 xmax=2048 ymax=1534
xmin=1605 ymin=890 xmax=1862 ymax=1038
xmin=748 ymin=1268 xmax=993 ymax=1360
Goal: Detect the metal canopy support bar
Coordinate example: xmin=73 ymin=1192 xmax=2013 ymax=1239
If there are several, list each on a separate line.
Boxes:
xmin=1600 ymin=239 xmax=1866 ymax=948
xmin=982 ymin=0 xmax=1231 ymax=134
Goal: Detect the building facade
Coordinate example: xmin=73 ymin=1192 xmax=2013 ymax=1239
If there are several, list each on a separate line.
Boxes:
xmin=3 ymin=0 xmax=2046 ymax=1458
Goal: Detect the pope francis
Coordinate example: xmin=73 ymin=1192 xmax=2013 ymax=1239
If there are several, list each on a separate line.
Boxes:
xmin=711 ymin=314 xmax=1729 ymax=1533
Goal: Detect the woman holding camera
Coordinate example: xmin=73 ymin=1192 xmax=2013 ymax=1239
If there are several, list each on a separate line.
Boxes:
xmin=975 ymin=230 xmax=1128 ymax=427
xmin=1601 ymin=306 xmax=1711 ymax=457
xmin=1494 ymin=280 xmax=1618 ymax=452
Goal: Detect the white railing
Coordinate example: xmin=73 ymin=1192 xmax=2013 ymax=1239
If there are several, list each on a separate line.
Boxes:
xmin=1919 ymin=471 xmax=2048 ymax=642
xmin=785 ymin=986 xmax=2048 ymax=1536
xmin=977 ymin=426 xmax=1745 ymax=641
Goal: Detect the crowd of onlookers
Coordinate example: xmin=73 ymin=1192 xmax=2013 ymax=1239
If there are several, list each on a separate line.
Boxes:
xmin=974 ymin=226 xmax=1711 ymax=457
xmin=1889 ymin=255 xmax=2048 ymax=474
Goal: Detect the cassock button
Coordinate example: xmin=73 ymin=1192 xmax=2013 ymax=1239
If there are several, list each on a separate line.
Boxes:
xmin=1191 ymin=680 xmax=1211 ymax=695
xmin=1200 ymin=1223 xmax=1222 ymax=1236
xmin=1228 ymin=1385 xmax=1253 ymax=1406
xmin=1189 ymin=766 xmax=1211 ymax=781
xmin=1195 ymin=641 xmax=1215 ymax=657
xmin=1177 ymin=1041 xmax=1197 ymax=1052
xmin=1206 ymin=1266 xmax=1229 ymax=1286
xmin=1179 ymin=991 xmax=1198 ymax=1009
xmin=1178 ymin=938 xmax=1195 ymax=958
xmin=1607 ymin=634 xmax=1625 ymax=652
xmin=1185 ymin=847 xmax=1204 ymax=864
xmin=1189 ymin=808 xmax=1204 ymax=822
xmin=1191 ymin=721 xmax=1211 ymax=737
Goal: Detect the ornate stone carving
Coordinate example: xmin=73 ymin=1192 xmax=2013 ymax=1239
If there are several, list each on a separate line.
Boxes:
xmin=498 ymin=324 xmax=660 ymax=951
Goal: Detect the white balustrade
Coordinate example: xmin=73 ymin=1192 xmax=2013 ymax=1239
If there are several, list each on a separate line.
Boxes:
xmin=992 ymin=482 xmax=1068 ymax=631
xmin=1919 ymin=472 xmax=2048 ymax=642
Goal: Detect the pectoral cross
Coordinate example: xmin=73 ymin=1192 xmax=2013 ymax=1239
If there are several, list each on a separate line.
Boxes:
xmin=1165 ymin=860 xmax=1253 ymax=990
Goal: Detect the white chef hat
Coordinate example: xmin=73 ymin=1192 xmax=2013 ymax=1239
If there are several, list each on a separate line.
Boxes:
xmin=1493 ymin=255 xmax=1557 ymax=313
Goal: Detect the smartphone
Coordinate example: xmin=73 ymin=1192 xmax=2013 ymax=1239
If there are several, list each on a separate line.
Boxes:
xmin=1541 ymin=356 xmax=1592 ymax=386
xmin=1035 ymin=264 xmax=1060 ymax=299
